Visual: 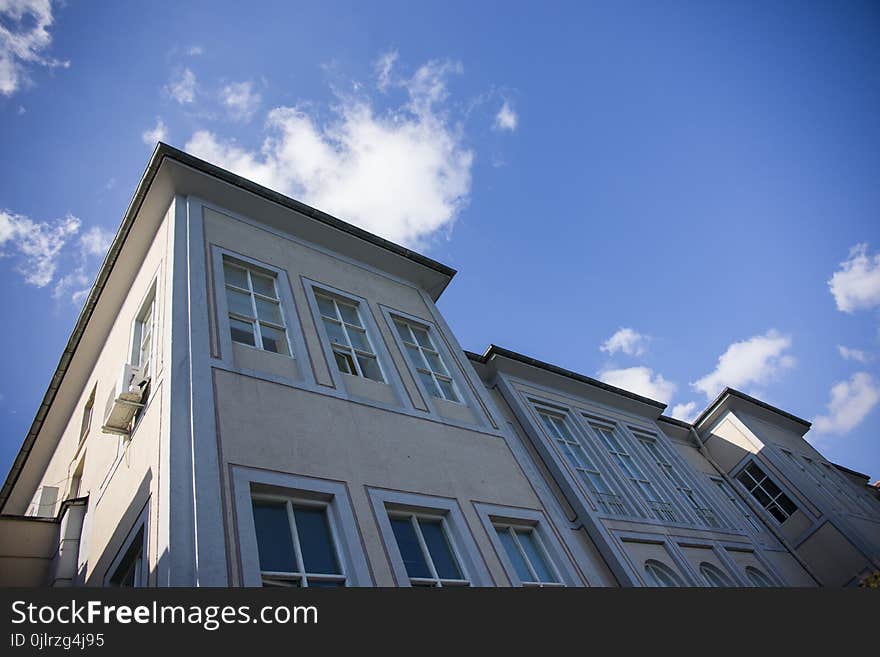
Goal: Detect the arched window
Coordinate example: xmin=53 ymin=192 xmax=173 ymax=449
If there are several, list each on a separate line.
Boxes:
xmin=644 ymin=559 xmax=685 ymax=587
xmin=745 ymin=566 xmax=775 ymax=587
xmin=699 ymin=562 xmax=735 ymax=587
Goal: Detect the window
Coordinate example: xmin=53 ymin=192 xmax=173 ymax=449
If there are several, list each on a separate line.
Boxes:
xmin=699 ymin=562 xmax=735 ymax=587
xmin=388 ymin=512 xmax=469 ymax=587
xmin=638 ymin=435 xmax=720 ymax=528
xmin=537 ymin=411 xmax=623 ymax=514
xmin=393 ymin=318 xmax=459 ymax=402
xmin=736 ymin=462 xmax=798 ymax=523
xmin=223 ymin=258 xmax=289 ymax=355
xmin=821 ymin=462 xmax=879 ymax=515
xmin=108 ymin=527 xmax=145 ymax=587
xmin=131 ymin=292 xmax=155 ymax=378
xmin=251 ymin=496 xmax=345 ymax=587
xmin=79 ymin=385 xmax=96 ymax=444
xmin=712 ymin=478 xmax=763 ymax=533
xmin=316 ymin=293 xmax=383 ymax=382
xmin=593 ymin=424 xmax=675 ymax=522
xmin=745 ymin=566 xmax=775 ymax=587
xmin=644 ymin=560 xmax=685 ymax=587
xmin=493 ymin=524 xmax=562 ymax=587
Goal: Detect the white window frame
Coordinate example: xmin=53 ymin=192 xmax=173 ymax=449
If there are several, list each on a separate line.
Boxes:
xmin=250 ymin=493 xmax=348 ymax=587
xmin=232 ymin=467 xmax=372 ymax=587
xmin=591 ymin=422 xmax=676 ymax=522
xmin=710 ymin=476 xmax=764 ymax=534
xmin=104 ymin=500 xmax=150 ymax=587
xmin=534 ymin=408 xmax=626 ymax=516
xmin=387 ymin=510 xmax=470 ymax=587
xmin=367 ymin=488 xmax=493 ymax=587
xmin=475 ymin=503 xmax=581 ymax=587
xmin=221 ymin=256 xmax=292 ymax=357
xmin=636 ymin=433 xmax=721 ymax=529
xmin=79 ymin=384 xmax=96 ymax=445
xmin=734 ymin=460 xmax=798 ymax=524
xmin=391 ymin=316 xmax=462 ymax=404
xmin=129 ymin=283 xmax=156 ymax=380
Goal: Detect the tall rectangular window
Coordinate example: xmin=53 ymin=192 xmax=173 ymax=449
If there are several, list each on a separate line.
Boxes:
xmin=394 ymin=319 xmax=459 ymax=402
xmin=537 ymin=411 xmax=623 ymax=514
xmin=736 ymin=462 xmax=798 ymax=523
xmin=131 ymin=293 xmax=155 ymax=379
xmin=251 ymin=496 xmax=345 ymax=587
xmin=388 ymin=512 xmax=468 ymax=587
xmin=223 ymin=258 xmax=289 ymax=356
xmin=638 ymin=436 xmax=719 ymax=528
xmin=316 ymin=293 xmax=383 ymax=382
xmin=712 ymin=478 xmax=763 ymax=533
xmin=493 ymin=524 xmax=562 ymax=587
xmin=593 ymin=424 xmax=675 ymax=522
xmin=79 ymin=385 xmax=96 ymax=444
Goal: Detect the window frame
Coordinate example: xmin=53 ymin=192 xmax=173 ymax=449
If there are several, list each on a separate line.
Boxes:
xmin=734 ymin=460 xmax=799 ymax=525
xmin=368 ymin=488 xmax=493 ymax=587
xmin=590 ymin=422 xmax=676 ymax=522
xmin=233 ymin=467 xmax=372 ymax=587
xmin=314 ymin=292 xmax=384 ymax=382
xmin=250 ymin=493 xmax=348 ymax=588
xmin=129 ymin=282 xmax=157 ymax=379
xmin=221 ymin=256 xmax=293 ymax=357
xmin=699 ymin=561 xmax=736 ymax=587
xmin=710 ymin=476 xmax=764 ymax=534
xmin=643 ymin=559 xmax=686 ymax=587
xmin=391 ymin=315 xmax=462 ymax=404
xmin=745 ymin=565 xmax=776 ymax=587
xmin=475 ymin=503 xmax=581 ymax=587
xmin=534 ymin=408 xmax=627 ymax=516
xmin=387 ymin=510 xmax=470 ymax=587
xmin=104 ymin=500 xmax=150 ymax=587
xmin=635 ymin=433 xmax=722 ymax=529
xmin=79 ymin=384 xmax=97 ymax=445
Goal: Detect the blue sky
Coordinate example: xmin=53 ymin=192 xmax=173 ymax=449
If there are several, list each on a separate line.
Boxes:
xmin=1 ymin=1 xmax=879 ymax=481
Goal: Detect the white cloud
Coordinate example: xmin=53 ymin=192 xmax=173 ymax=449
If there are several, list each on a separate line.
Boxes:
xmin=0 ymin=209 xmax=80 ymax=286
xmin=597 ymin=366 xmax=677 ymax=404
xmin=493 ymin=100 xmax=518 ymax=132
xmin=692 ymin=330 xmax=795 ymax=400
xmin=141 ymin=117 xmax=167 ymax=145
xmin=221 ymin=81 xmax=261 ymax=121
xmin=828 ymin=243 xmax=880 ymax=313
xmin=837 ymin=345 xmax=873 ymax=364
xmin=812 ymin=372 xmax=880 ymax=435
xmin=165 ymin=67 xmax=196 ymax=104
xmin=52 ymin=225 xmax=113 ymax=303
xmin=187 ymin=45 xmax=203 ymax=56
xmin=600 ymin=327 xmax=650 ymax=357
xmin=375 ymin=50 xmax=398 ymax=91
xmin=186 ymin=57 xmax=473 ymax=248
xmin=0 ymin=0 xmax=69 ymax=96
xmin=671 ymin=401 xmax=699 ymax=423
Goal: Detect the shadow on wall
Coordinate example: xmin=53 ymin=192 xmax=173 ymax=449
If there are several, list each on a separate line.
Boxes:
xmin=86 ymin=470 xmax=152 ymax=586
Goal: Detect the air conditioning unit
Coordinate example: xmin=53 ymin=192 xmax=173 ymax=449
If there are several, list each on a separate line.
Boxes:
xmin=101 ymin=363 xmax=149 ymax=435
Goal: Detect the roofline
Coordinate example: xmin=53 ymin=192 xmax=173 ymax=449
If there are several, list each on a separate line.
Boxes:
xmin=832 ymin=462 xmax=871 ymax=482
xmin=0 ymin=142 xmax=456 ymax=512
xmin=692 ymin=387 xmax=811 ymax=430
xmin=468 ymin=345 xmax=667 ymax=410
xmin=657 ymin=415 xmax=693 ymax=429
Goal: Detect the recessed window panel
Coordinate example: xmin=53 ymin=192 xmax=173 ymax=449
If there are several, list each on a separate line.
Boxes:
xmin=294 ymin=506 xmax=340 ymax=575
xmin=252 ymin=501 xmax=296 ymax=573
xmin=419 ymin=520 xmax=461 ymax=580
xmin=390 ymin=517 xmax=431 ymax=579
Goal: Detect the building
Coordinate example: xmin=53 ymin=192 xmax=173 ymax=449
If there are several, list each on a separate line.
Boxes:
xmin=1 ymin=144 xmax=878 ymax=588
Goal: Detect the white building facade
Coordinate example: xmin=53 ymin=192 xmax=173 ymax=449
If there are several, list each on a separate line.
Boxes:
xmin=1 ymin=145 xmax=878 ymax=587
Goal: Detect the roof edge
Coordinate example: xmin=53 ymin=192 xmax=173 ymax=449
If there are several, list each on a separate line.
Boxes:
xmin=472 ymin=345 xmax=667 ymax=410
xmin=693 ymin=387 xmax=811 ymax=430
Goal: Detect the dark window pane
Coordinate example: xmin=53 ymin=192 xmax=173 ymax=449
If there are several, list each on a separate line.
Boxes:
xmin=419 ymin=519 xmax=461 ymax=580
xmin=334 ymin=350 xmax=355 ymax=375
xmin=778 ymin=494 xmax=798 ymax=516
xmin=390 ymin=517 xmax=431 ymax=579
xmin=752 ymin=486 xmax=772 ymax=507
xmin=763 ymin=478 xmax=782 ymax=498
xmin=357 ymin=354 xmax=383 ymax=382
xmin=736 ymin=471 xmax=754 ymax=490
xmin=517 ymin=530 xmax=556 ymax=583
xmin=746 ymin=462 xmax=765 ymax=481
xmin=230 ymin=318 xmax=255 ymax=346
xmin=307 ymin=579 xmax=345 ymax=588
xmin=260 ymin=324 xmax=289 ymax=355
xmin=768 ymin=504 xmax=787 ymax=523
xmin=294 ymin=507 xmax=340 ymax=575
xmin=252 ymin=501 xmax=296 ymax=573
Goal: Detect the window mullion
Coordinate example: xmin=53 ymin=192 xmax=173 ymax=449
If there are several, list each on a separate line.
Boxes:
xmin=286 ymin=502 xmax=307 ymax=587
xmin=510 ymin=527 xmax=539 ymax=584
xmin=411 ymin=516 xmax=441 ymax=586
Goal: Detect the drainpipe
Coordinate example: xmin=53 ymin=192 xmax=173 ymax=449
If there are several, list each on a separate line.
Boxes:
xmin=688 ymin=427 xmax=823 ymax=586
